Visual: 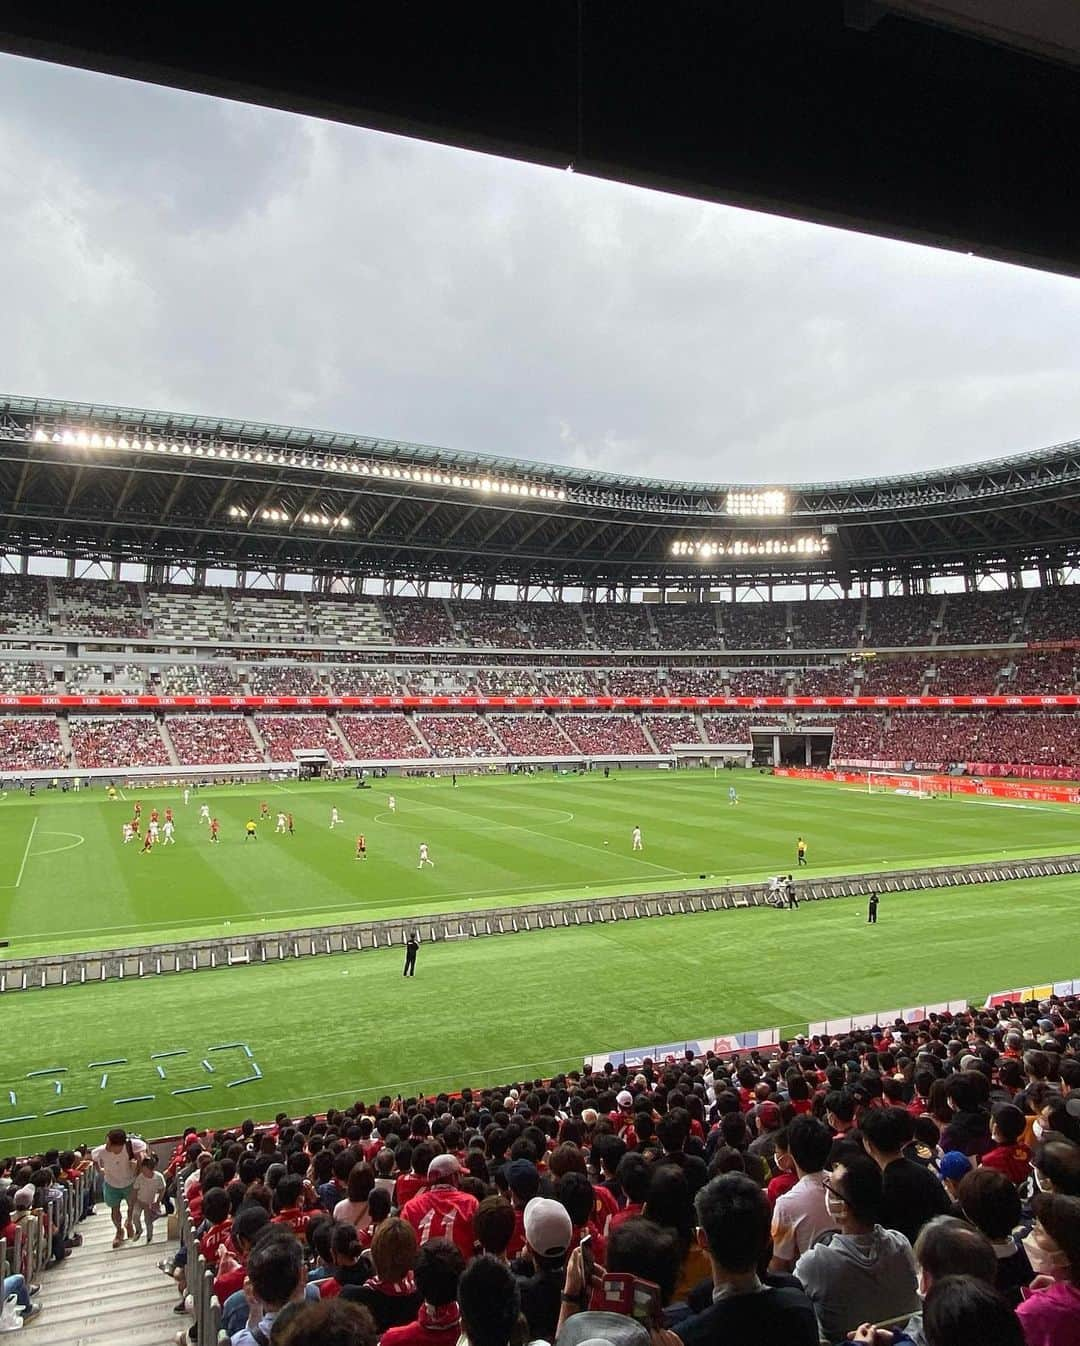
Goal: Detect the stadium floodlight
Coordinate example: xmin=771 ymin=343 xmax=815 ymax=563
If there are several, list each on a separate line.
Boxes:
xmin=671 ymin=534 xmax=829 ymax=558
xmin=724 ymin=489 xmax=788 ymax=516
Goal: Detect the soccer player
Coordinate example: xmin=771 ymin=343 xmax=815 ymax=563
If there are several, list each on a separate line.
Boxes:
xmin=199 ymin=803 xmax=210 ymax=826
xmin=418 ymin=843 xmax=434 ymax=869
xmin=287 ymin=812 xmax=294 ymax=835
xmin=133 ymin=800 xmax=142 ymax=818
xmin=867 ymin=891 xmax=879 ymax=924
xmin=330 ymin=807 xmax=341 ymax=829
xmin=275 ymin=811 xmax=287 ymax=834
xmin=107 ymin=785 xmax=118 ymax=801
xmin=260 ymin=801 xmax=269 ymax=820
xmin=403 ymin=930 xmax=419 ymax=976
xmin=183 ymin=786 xmax=190 ymax=807
xmin=148 ymin=819 xmax=160 ymax=844
xmin=164 ymin=806 xmax=173 ymax=824
xmin=728 ymin=785 xmax=739 ymax=806
xmin=150 ymin=807 xmax=159 ymax=825
xmin=245 ymin=818 xmax=257 ymax=842
xmin=632 ymin=825 xmax=643 ymax=851
xmin=388 ymin=795 xmax=396 ymax=814
xmin=162 ymin=819 xmax=175 ymax=845
xmin=140 ymin=829 xmax=154 ymax=854
xmin=796 ymin=836 xmax=808 ymax=867
xmin=355 ymin=834 xmax=367 ymax=861
xmin=122 ymin=822 xmax=135 ymax=844
xmin=209 ymin=817 xmax=220 ymax=844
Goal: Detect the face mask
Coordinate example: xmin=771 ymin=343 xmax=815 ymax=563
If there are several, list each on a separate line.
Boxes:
xmin=825 ymin=1194 xmax=846 ymax=1221
xmin=1033 ymin=1121 xmax=1045 ymax=1141
xmin=1022 ymin=1232 xmax=1068 ymax=1277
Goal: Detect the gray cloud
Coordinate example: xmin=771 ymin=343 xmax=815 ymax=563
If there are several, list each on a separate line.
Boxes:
xmin=3 ymin=52 xmax=1080 ymax=486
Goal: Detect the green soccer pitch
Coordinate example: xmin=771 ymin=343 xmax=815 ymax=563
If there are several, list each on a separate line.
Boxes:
xmin=0 ymin=769 xmax=1078 ymax=1151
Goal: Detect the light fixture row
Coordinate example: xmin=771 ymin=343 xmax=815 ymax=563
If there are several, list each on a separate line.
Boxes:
xmin=34 ymin=428 xmax=567 ymax=500
xmin=671 ymin=536 xmax=829 ymax=558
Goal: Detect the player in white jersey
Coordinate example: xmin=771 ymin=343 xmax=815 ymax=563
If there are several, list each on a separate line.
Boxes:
xmin=275 ymin=811 xmax=287 ymax=834
xmin=388 ymin=795 xmax=396 ymax=813
xmin=418 ymin=843 xmax=434 ymax=868
xmin=148 ymin=820 xmax=160 ymax=842
xmin=183 ymin=786 xmax=190 ymax=806
xmin=632 ymin=826 xmax=643 ymax=851
xmin=122 ymin=823 xmax=135 ymax=844
xmin=330 ymin=807 xmax=341 ymax=829
xmin=728 ymin=785 xmax=739 ymax=806
xmin=161 ymin=820 xmax=175 ymax=844
xmin=199 ymin=803 xmax=210 ymax=825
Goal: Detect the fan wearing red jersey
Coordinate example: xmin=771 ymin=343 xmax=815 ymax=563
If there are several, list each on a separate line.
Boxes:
xmin=401 ymin=1154 xmax=479 ymax=1262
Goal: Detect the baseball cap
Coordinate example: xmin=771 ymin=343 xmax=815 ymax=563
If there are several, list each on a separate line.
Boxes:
xmin=757 ymin=1101 xmax=781 ymax=1128
xmin=558 ymin=1316 xmax=651 ymax=1346
xmin=938 ymin=1151 xmax=972 ymax=1182
xmin=581 ymin=1108 xmax=598 ymax=1126
xmin=616 ymin=1090 xmax=634 ymax=1109
xmin=523 ymin=1196 xmax=572 ymax=1259
xmin=503 ymin=1158 xmax=539 ymax=1199
xmin=427 ymin=1153 xmax=461 ymax=1181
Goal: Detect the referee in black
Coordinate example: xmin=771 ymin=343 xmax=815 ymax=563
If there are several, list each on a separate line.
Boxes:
xmin=868 ymin=892 xmax=879 ymax=924
xmin=403 ymin=930 xmax=420 ymax=977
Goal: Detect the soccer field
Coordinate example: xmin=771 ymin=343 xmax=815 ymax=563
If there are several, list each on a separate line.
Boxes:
xmin=1 ymin=768 xmax=1079 ymax=1152
xmin=1 ymin=769 xmax=1078 ymax=957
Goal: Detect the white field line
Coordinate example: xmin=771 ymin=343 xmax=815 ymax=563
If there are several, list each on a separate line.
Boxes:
xmin=14 ymin=817 xmax=37 ymax=889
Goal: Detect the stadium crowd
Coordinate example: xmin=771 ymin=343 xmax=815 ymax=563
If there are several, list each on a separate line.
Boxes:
xmin=159 ymin=993 xmax=1080 ymax=1346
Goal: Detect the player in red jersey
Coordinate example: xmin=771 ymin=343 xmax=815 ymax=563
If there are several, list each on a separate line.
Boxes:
xmin=133 ymin=800 xmax=142 ymax=817
xmin=209 ymin=817 xmax=220 ymax=844
xmin=140 ymin=830 xmax=154 ymax=854
xmin=260 ymin=801 xmax=270 ymax=820
xmin=287 ymin=813 xmax=294 ymax=835
xmin=400 ymin=1155 xmax=478 ymax=1261
xmin=355 ymin=834 xmax=367 ymax=861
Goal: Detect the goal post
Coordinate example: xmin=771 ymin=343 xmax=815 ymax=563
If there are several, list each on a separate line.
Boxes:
xmin=867 ymin=771 xmax=935 ymax=798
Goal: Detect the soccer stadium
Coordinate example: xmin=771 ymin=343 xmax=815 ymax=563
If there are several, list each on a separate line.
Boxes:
xmin=2 ymin=8 xmax=1080 ymax=1346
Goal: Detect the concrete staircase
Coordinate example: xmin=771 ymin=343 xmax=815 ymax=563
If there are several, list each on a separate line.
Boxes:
xmin=32 ymin=1208 xmax=182 ymax=1346
xmin=158 ymin=718 xmax=181 ymax=767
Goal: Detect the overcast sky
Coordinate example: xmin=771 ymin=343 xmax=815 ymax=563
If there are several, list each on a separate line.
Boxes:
xmin=3 ymin=53 xmax=1080 ymax=487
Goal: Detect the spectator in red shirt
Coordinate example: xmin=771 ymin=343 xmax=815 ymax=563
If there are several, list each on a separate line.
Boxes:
xmin=271 ymin=1175 xmax=311 ymax=1239
xmin=980 ymin=1103 xmax=1032 ymax=1185
xmin=606 ymin=1152 xmax=651 ymax=1236
xmin=395 ymin=1142 xmax=432 ymax=1210
xmin=213 ymin=1203 xmax=271 ymax=1303
xmin=381 ymin=1239 xmax=465 ymax=1346
xmin=196 ymin=1188 xmax=233 ymax=1265
xmin=401 ymin=1155 xmax=478 ymax=1262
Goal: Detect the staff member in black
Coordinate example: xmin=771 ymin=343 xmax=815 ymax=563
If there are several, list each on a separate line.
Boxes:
xmin=868 ymin=892 xmax=879 ymax=924
xmin=403 ymin=930 xmax=420 ymax=977
xmin=785 ymin=875 xmax=798 ymax=909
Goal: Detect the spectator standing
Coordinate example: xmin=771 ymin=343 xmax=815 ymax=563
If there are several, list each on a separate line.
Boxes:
xmin=511 ymin=1197 xmax=571 ymax=1344
xmin=401 ymin=1154 xmax=478 ymax=1260
xmin=130 ymin=1153 xmax=166 ymax=1244
xmin=860 ymin=1108 xmax=952 ymax=1245
xmin=91 ymin=1128 xmax=146 ymax=1248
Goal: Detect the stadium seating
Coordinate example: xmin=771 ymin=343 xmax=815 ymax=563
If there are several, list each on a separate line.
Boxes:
xmin=0 ymin=715 xmax=67 ymax=771
xmin=722 ymin=602 xmax=787 ymax=648
xmin=557 ymin=714 xmax=653 ymax=754
xmin=1009 ymin=649 xmax=1079 ymax=693
xmin=0 ymin=660 xmax=55 ymax=694
xmin=641 ymin=713 xmax=704 ymax=750
xmin=488 ymin=713 xmax=572 ymax=755
xmin=665 ymin=667 xmax=725 ymax=696
xmin=449 ymin=601 xmax=530 ymax=648
xmin=701 ymin=714 xmax=786 ymax=743
xmin=0 ymin=574 xmax=50 ymax=633
xmin=928 ymin=655 xmax=1006 ymax=695
xmin=726 ymin=667 xmax=788 ymax=696
xmin=790 ymin=665 xmax=853 ymax=696
xmin=69 ymin=715 xmax=170 ymax=769
xmin=246 ymin=666 xmax=325 ymax=696
xmin=256 ymin=714 xmax=345 ymax=762
xmin=651 ymin=604 xmax=720 ymax=648
xmin=166 ymin=714 xmax=264 ymax=765
xmin=415 ymin=713 xmax=501 ymax=756
xmin=155 ymin=663 xmax=241 ymax=695
xmin=338 ymin=712 xmax=429 ymax=758
xmin=788 ymin=597 xmax=863 ymax=648
xmin=589 ymin=604 xmax=656 ymax=647
xmin=146 ymin=587 xmax=229 ymax=640
xmin=854 ymin=658 xmax=928 ymax=696
xmin=941 ymin=589 xmax=1024 ymax=644
xmin=863 ymin=595 xmax=937 ymax=646
xmin=386 ymin=598 xmax=456 ymax=646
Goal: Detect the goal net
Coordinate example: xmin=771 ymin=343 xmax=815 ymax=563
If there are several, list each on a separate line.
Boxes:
xmin=867 ymin=771 xmax=935 ymax=798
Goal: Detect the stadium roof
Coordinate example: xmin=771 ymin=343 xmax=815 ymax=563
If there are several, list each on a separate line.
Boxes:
xmin=2 ymin=3 xmax=1080 ymax=278
xmin=3 ymin=394 xmax=1079 ymax=590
